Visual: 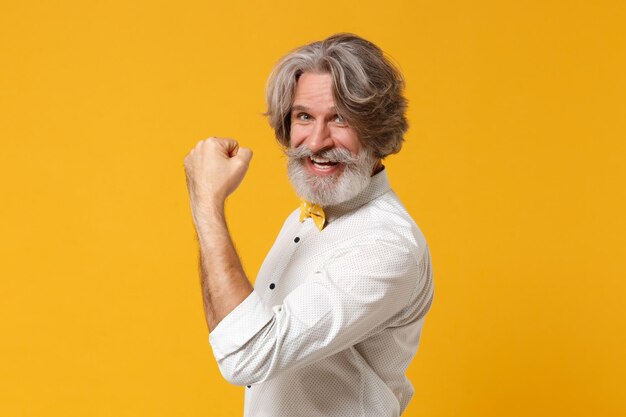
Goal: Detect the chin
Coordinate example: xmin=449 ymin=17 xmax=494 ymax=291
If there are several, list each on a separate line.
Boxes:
xmin=288 ymin=157 xmax=373 ymax=207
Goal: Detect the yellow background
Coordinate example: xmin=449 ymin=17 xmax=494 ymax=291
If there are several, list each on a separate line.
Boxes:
xmin=1 ymin=1 xmax=624 ymax=416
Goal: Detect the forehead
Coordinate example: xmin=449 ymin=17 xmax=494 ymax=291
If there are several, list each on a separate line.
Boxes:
xmin=292 ymin=72 xmax=335 ymax=108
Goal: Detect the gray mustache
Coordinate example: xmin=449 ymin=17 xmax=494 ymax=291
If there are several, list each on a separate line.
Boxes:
xmin=284 ymin=146 xmax=359 ymax=165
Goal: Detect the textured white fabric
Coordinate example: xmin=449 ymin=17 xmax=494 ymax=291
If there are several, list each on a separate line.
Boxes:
xmin=209 ymin=169 xmax=434 ymax=416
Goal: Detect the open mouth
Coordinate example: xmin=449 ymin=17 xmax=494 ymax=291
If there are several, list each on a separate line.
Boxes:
xmin=309 ymin=156 xmax=340 ymax=171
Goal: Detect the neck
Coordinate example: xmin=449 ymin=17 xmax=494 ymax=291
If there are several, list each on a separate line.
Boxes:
xmin=371 ymin=159 xmax=384 ymax=176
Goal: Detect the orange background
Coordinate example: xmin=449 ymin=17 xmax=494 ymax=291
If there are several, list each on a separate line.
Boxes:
xmin=1 ymin=1 xmax=624 ymax=416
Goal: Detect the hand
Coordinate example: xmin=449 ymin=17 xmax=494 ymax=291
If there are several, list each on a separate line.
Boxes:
xmin=184 ymin=137 xmax=253 ymax=220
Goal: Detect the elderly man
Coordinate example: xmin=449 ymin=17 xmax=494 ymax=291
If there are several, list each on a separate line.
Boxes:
xmin=184 ymin=33 xmax=434 ymax=417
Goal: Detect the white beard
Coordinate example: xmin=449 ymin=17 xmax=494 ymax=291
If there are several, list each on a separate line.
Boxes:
xmin=286 ymin=146 xmax=377 ymax=207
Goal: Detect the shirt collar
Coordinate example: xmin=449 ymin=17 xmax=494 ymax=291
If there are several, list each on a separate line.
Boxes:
xmin=324 ymin=168 xmax=391 ymax=224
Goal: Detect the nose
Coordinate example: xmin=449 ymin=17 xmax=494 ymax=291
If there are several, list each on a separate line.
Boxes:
xmin=304 ymin=120 xmax=333 ymax=153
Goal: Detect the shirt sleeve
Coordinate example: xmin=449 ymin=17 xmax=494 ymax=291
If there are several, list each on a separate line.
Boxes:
xmin=208 ymin=231 xmax=427 ymax=386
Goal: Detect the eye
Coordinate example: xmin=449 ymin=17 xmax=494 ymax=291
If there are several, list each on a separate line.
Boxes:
xmin=294 ymin=112 xmax=311 ymax=121
xmin=334 ymin=114 xmax=346 ymax=124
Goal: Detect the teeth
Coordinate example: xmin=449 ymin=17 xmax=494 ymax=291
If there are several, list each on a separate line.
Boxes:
xmin=311 ymin=156 xmax=331 ymax=163
xmin=313 ymin=163 xmax=333 ymax=171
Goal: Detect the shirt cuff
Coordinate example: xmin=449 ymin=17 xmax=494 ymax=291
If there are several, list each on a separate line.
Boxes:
xmin=208 ymin=290 xmax=274 ymax=361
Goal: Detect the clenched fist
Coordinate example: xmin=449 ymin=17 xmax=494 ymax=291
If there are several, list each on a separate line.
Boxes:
xmin=184 ymin=137 xmax=253 ymax=225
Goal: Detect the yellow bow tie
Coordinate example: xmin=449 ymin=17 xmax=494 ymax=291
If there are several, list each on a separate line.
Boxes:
xmin=299 ymin=200 xmax=326 ymax=231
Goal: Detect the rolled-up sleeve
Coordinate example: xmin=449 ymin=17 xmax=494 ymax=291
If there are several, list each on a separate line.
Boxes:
xmin=208 ymin=232 xmax=426 ymax=387
xmin=209 ymin=290 xmax=274 ymax=362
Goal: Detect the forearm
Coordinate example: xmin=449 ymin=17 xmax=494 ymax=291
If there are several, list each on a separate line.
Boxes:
xmin=195 ymin=203 xmax=253 ymax=332
xmin=184 ymin=137 xmax=254 ymax=332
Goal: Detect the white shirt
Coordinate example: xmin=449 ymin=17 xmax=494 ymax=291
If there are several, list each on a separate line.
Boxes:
xmin=209 ymin=169 xmax=434 ymax=417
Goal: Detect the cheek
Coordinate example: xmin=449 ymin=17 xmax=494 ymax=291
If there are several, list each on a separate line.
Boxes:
xmin=289 ymin=125 xmax=306 ymax=148
xmin=335 ymin=130 xmax=361 ymax=155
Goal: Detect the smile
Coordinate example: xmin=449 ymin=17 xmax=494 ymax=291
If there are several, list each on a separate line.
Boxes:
xmin=305 ymin=156 xmax=343 ymax=175
xmin=310 ymin=156 xmax=339 ymax=169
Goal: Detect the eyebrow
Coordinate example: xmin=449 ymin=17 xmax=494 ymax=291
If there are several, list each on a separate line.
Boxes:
xmin=291 ymin=105 xmax=338 ymax=113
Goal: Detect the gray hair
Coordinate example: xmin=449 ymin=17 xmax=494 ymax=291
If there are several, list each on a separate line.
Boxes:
xmin=265 ymin=33 xmax=408 ymax=159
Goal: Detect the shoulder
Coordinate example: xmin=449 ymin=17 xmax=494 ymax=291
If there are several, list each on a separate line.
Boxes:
xmin=330 ymin=189 xmax=429 ymax=262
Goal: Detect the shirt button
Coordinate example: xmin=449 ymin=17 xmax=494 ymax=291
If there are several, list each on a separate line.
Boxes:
xmin=294 ymin=237 xmax=300 ymax=243
xmin=269 ymin=283 xmax=276 ymax=290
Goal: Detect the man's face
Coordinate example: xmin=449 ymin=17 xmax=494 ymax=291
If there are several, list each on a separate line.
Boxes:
xmin=289 ymin=72 xmax=362 ymax=171
xmin=286 ymin=72 xmax=377 ymax=206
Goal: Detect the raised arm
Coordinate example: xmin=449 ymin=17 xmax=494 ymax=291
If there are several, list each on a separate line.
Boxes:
xmin=183 ymin=137 xmax=254 ymax=331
